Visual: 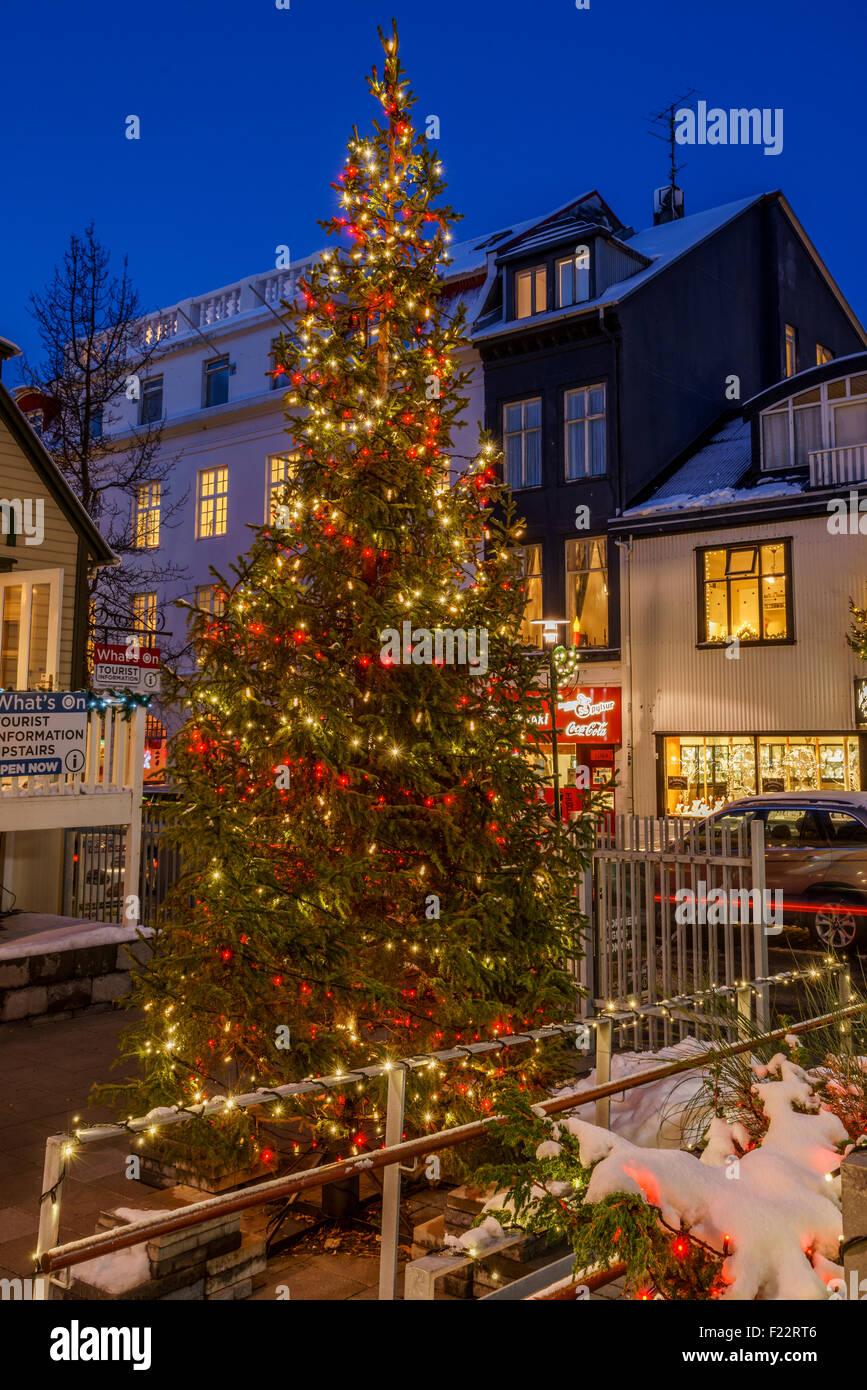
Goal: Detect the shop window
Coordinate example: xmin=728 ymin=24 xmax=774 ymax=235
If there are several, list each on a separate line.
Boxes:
xmin=663 ymin=735 xmax=756 ymax=816
xmin=565 ymin=538 xmax=608 ymax=647
xmin=503 ymin=398 xmax=542 ymax=489
xmin=512 ymin=543 xmax=543 ymax=646
xmin=699 ymin=541 xmax=790 ymax=645
xmin=758 ymin=735 xmax=859 ymax=793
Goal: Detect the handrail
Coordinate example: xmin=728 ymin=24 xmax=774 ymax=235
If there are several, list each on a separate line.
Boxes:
xmin=34 ymin=1000 xmax=866 ymax=1278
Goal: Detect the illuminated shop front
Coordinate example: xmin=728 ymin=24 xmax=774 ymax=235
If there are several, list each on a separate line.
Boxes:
xmin=530 ymin=685 xmax=622 ymax=820
xmin=660 ymin=732 xmax=864 ymax=816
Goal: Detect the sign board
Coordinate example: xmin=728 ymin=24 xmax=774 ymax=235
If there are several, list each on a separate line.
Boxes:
xmin=525 ymin=686 xmax=622 ymax=744
xmin=93 ymin=642 xmax=161 ymax=693
xmin=0 ymin=691 xmax=88 ymax=776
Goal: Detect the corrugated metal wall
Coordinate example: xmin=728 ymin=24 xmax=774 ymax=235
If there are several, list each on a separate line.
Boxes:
xmin=628 ymin=516 xmax=867 ymax=813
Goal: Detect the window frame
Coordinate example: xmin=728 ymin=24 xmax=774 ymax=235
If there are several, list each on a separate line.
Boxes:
xmin=195 ymin=584 xmax=226 ymax=617
xmin=514 ymin=264 xmax=547 ymax=320
xmin=759 ymin=370 xmax=867 ymax=471
xmin=502 ymin=396 xmax=543 ymax=491
xmin=0 ymin=568 xmax=63 ymax=689
xmin=131 ymin=590 xmax=158 ymax=638
xmin=556 ymin=245 xmax=591 ymax=308
xmin=203 ymin=356 xmax=230 ymax=409
xmin=563 ymin=383 xmax=607 ymax=480
xmin=565 ymin=536 xmax=610 ymax=650
xmin=695 ymin=537 xmax=794 ymax=648
xmin=133 ymin=481 xmax=161 ymax=550
xmin=266 ymin=452 xmax=299 ymax=523
xmin=784 ymin=323 xmax=798 ymax=378
xmin=139 ymin=375 xmax=163 ymax=426
xmin=816 ymin=343 xmax=834 ymax=366
xmin=196 ymin=465 xmax=229 ymax=539
xmin=513 ymin=542 xmax=543 ymax=648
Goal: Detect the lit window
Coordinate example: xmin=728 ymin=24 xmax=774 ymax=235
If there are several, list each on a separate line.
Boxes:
xmin=204 ymin=357 xmax=230 ymax=408
xmin=196 ymin=584 xmax=226 ymax=616
xmin=699 ymin=542 xmax=789 ymax=644
xmin=565 ymin=385 xmax=606 ymax=478
xmin=784 ymin=324 xmax=798 ymax=378
xmin=816 ymin=343 xmax=833 ymax=365
xmin=197 ymin=467 xmax=228 ymax=538
xmin=503 ymin=398 xmax=542 ymax=489
xmin=132 ymin=591 xmax=158 ymax=637
xmin=267 ymin=453 xmax=299 ymax=523
xmin=514 ymin=265 xmax=547 ymax=319
xmin=133 ymin=482 xmax=161 ymax=549
xmin=513 ymin=543 xmax=543 ymax=646
xmin=565 ymin=538 xmax=608 ymax=648
xmin=557 ymin=246 xmax=590 ymax=307
xmin=140 ymin=377 xmax=163 ymax=425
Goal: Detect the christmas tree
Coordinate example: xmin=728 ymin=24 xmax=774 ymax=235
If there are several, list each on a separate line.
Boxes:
xmin=101 ymin=22 xmax=595 ymax=1171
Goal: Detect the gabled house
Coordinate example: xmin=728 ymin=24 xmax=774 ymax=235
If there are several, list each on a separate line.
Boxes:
xmin=613 ymin=350 xmax=867 ymax=819
xmin=0 ymin=339 xmax=144 ymax=918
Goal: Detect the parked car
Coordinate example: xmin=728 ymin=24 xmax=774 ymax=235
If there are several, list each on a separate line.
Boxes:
xmin=704 ymin=791 xmax=867 ymax=951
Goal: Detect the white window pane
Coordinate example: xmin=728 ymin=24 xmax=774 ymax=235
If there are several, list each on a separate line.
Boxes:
xmin=565 ymin=391 xmax=585 ymax=422
xmin=505 ymin=403 xmax=523 ymax=433
xmin=589 ymin=387 xmax=605 ymax=415
xmin=558 ymin=260 xmax=572 ymax=307
xmin=516 ymin=272 xmax=532 ymax=319
xmin=534 ymin=267 xmax=546 ymax=311
xmin=505 ymin=436 xmax=522 ymax=488
xmin=588 ymin=417 xmax=606 ymax=475
xmin=566 ymin=420 xmax=585 ymax=478
xmin=794 ymin=405 xmax=822 ymax=465
xmin=526 ymin=399 xmax=541 ymax=430
xmin=761 ymin=411 xmax=789 ymax=469
xmin=835 ymin=401 xmax=867 ymax=447
xmin=525 ymin=430 xmax=541 ymax=486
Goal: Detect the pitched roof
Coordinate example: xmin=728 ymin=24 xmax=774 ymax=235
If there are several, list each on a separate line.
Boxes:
xmin=0 ymin=379 xmax=118 ymax=566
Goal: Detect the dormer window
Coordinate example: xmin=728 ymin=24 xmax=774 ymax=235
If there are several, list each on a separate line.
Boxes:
xmin=760 ymin=371 xmax=867 ymax=473
xmin=761 ymin=388 xmax=821 ymax=469
xmin=557 ymin=246 xmax=590 ymax=307
xmin=515 ymin=265 xmax=546 ymax=319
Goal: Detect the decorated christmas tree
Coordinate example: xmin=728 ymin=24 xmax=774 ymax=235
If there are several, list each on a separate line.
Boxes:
xmin=100 ymin=22 xmax=595 ymax=1172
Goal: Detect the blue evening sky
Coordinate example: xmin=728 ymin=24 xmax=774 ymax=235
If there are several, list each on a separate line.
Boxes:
xmin=2 ymin=0 xmax=864 ymax=379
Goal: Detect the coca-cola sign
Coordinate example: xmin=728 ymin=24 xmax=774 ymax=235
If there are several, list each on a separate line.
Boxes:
xmin=526 ymin=686 xmax=622 ymax=744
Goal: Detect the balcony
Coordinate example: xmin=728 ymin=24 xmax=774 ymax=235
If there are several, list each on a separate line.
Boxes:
xmin=0 ymin=705 xmax=145 ymax=833
xmin=809 ymin=443 xmax=867 ymax=489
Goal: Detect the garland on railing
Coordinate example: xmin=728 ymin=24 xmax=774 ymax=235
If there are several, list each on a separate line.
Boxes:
xmin=85 ymin=690 xmax=153 ymax=719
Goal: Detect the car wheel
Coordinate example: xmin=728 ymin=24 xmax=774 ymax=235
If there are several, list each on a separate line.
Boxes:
xmin=813 ymin=895 xmax=863 ymax=951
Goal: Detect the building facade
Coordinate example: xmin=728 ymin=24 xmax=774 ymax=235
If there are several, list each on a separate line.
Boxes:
xmin=615 ymin=351 xmax=867 ymax=817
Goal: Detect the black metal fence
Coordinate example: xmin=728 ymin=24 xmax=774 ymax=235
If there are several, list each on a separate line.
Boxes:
xmin=62 ymin=814 xmax=181 ymax=926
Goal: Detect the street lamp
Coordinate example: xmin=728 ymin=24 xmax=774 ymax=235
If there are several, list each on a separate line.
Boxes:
xmin=530 ymin=618 xmax=573 ymax=821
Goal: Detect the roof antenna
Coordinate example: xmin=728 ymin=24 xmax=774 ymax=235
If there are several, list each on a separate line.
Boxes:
xmin=646 ymin=91 xmax=696 ymax=223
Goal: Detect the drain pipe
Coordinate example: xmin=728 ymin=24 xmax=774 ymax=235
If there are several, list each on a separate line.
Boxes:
xmin=614 ymin=536 xmax=635 ymax=814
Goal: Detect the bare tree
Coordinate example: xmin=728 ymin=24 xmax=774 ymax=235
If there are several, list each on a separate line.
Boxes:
xmin=25 ymin=224 xmax=188 ymax=664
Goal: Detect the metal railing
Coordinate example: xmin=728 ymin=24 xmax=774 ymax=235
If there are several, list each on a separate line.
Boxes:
xmin=33 ymin=983 xmax=862 ymax=1302
xmin=63 ymin=815 xmax=181 ymax=925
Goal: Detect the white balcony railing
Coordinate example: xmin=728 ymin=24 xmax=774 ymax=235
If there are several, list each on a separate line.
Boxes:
xmin=809 ymin=442 xmax=867 ymax=489
xmin=196 ymin=289 xmax=242 ymax=327
xmin=260 ymin=271 xmax=295 ymax=305
xmin=141 ymin=312 xmax=179 ymax=347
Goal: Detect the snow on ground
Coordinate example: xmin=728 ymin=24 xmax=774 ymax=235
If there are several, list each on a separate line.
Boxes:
xmin=549 ymin=1037 xmax=708 ymax=1148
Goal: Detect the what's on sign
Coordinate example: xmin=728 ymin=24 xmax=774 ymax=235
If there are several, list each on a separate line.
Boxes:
xmin=92 ymin=642 xmax=161 ymax=693
xmin=0 ymin=691 xmax=88 ymax=776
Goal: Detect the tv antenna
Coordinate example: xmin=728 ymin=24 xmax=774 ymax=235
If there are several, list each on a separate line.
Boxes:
xmin=646 ymin=90 xmax=698 ymax=187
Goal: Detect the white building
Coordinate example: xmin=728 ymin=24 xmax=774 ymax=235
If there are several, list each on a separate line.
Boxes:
xmin=108 ymin=238 xmax=494 ymax=741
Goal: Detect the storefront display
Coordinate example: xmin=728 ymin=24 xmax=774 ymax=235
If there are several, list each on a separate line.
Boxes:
xmin=661 ymin=733 xmax=863 ymax=815
xmin=532 ymin=686 xmax=621 ymax=822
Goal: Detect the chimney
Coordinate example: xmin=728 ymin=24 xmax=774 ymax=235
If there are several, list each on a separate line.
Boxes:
xmin=653 ymin=185 xmax=685 ymax=225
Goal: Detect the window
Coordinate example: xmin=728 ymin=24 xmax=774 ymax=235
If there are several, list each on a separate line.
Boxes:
xmin=784 ymin=324 xmax=798 ymax=377
xmin=24 ymin=409 xmax=43 ymax=437
xmin=267 ymin=453 xmax=299 ymax=523
xmin=816 ymin=343 xmax=834 ymax=365
xmin=196 ymin=584 xmax=226 ymax=617
xmin=557 ymin=246 xmax=590 ymax=307
xmin=564 ymin=385 xmax=606 ymax=478
xmin=565 ymin=538 xmax=608 ymax=648
xmin=133 ymin=482 xmax=161 ymax=549
xmin=90 ymin=407 xmax=103 ymax=440
xmin=833 ymin=376 xmax=867 ymax=447
xmin=132 ymin=591 xmax=158 ymax=637
xmin=761 ymin=388 xmax=822 ymax=469
xmin=0 ymin=571 xmax=61 ymax=689
xmin=514 ymin=265 xmax=547 ymax=319
xmin=826 ymin=811 xmax=867 ymax=845
xmin=503 ymin=398 xmax=542 ymax=489
xmin=759 ymin=736 xmax=860 ymax=793
xmin=140 ymin=377 xmax=163 ymax=426
xmin=514 ymin=544 xmax=543 ymax=646
xmin=663 ymin=734 xmax=861 ymax=814
xmin=663 ymin=735 xmax=756 ymax=815
xmin=699 ymin=541 xmax=790 ymax=644
xmin=197 ymin=466 xmax=228 ymax=538
xmin=204 ymin=357 xmax=230 ymax=408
